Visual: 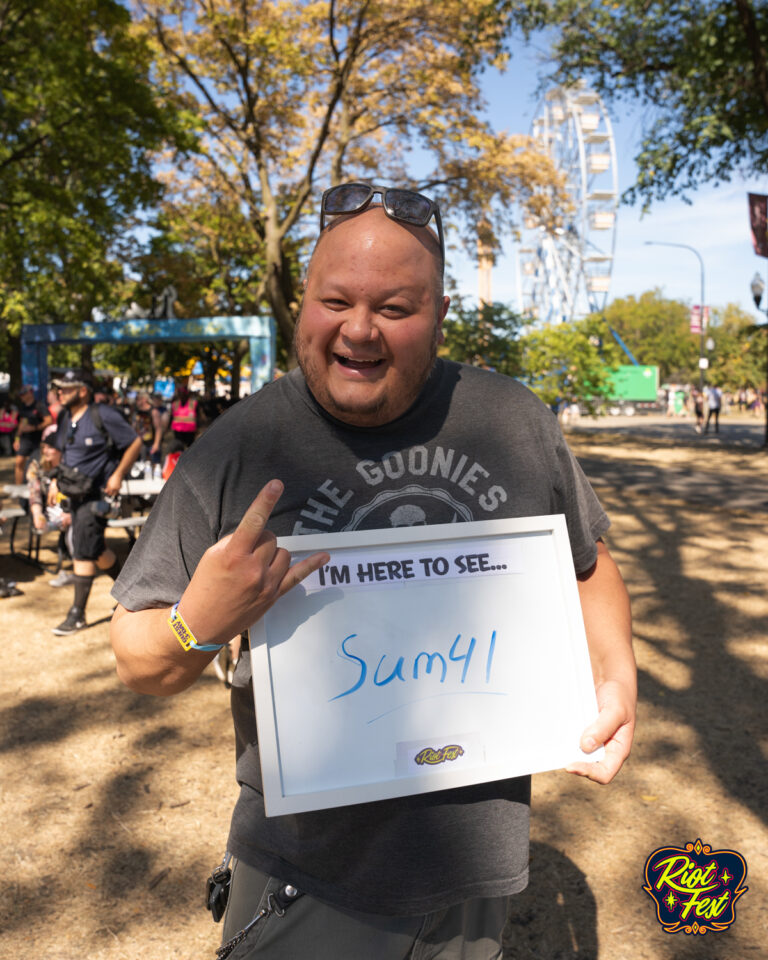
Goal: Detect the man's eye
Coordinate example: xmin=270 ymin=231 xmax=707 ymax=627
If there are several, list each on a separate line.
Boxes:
xmin=323 ymin=299 xmax=348 ymax=310
xmin=381 ymin=304 xmax=408 ymax=317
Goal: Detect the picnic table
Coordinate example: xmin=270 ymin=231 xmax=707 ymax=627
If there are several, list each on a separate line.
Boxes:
xmin=2 ymin=473 xmax=165 ymax=562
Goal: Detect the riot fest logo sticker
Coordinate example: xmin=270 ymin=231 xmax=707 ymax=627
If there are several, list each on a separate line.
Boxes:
xmin=643 ymin=839 xmax=748 ymax=935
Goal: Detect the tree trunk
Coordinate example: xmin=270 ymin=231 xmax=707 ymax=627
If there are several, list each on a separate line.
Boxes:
xmin=264 ymin=218 xmax=300 ymax=368
xmin=80 ymin=343 xmax=94 ymax=378
xmin=203 ymin=352 xmax=216 ymax=397
xmin=8 ymin=334 xmax=22 ymax=394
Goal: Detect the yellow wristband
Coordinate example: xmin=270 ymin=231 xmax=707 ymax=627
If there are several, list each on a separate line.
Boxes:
xmin=168 ymin=602 xmax=224 ymax=652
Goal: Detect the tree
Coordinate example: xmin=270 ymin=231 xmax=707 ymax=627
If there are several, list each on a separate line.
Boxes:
xmin=598 ymin=290 xmax=700 ymax=382
xmin=511 ymin=0 xmax=768 ymax=205
xmin=440 ymin=299 xmax=525 ymax=378
xmin=115 ymin=202 xmax=272 ymax=396
xmin=705 ymin=303 xmax=766 ymax=390
xmin=595 ymin=291 xmax=766 ymax=388
xmin=520 ymin=315 xmax=624 ymax=414
xmin=136 ymin=0 xmax=566 ymax=363
xmin=0 ymin=0 xmax=185 ymax=384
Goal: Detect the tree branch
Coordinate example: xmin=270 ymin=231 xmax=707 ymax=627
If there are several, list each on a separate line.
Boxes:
xmin=734 ymin=0 xmax=768 ymax=117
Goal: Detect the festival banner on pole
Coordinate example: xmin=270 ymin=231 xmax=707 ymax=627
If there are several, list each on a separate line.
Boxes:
xmin=690 ymin=306 xmax=708 ymax=334
xmin=748 ymin=193 xmax=768 ymax=258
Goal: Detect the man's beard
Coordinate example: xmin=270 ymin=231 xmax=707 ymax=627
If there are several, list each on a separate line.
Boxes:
xmin=62 ymin=392 xmax=87 ymax=412
xmin=293 ymin=319 xmax=439 ymax=426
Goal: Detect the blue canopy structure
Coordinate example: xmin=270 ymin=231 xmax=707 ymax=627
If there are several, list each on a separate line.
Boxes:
xmin=21 ymin=315 xmax=275 ymax=397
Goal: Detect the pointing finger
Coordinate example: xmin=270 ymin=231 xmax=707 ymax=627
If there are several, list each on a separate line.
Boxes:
xmin=278 ymin=551 xmax=331 ymax=598
xmin=230 ymin=480 xmax=284 ymax=554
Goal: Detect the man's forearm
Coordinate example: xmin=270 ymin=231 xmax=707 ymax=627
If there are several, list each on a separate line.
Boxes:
xmin=116 ymin=436 xmax=143 ymax=479
xmin=577 ymin=541 xmax=635 ymax=692
xmin=111 ymin=604 xmax=219 ymax=696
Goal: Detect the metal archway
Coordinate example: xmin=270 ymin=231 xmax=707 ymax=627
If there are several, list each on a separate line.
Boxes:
xmin=21 ymin=315 xmax=275 ymax=398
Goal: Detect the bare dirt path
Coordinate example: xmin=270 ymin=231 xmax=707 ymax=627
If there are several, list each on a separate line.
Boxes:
xmin=1 ymin=430 xmax=766 ymax=959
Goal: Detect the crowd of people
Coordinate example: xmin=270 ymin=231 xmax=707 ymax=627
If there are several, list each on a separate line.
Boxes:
xmin=0 ymin=374 xmax=232 ymax=617
xmin=663 ymin=382 xmax=765 ymax=431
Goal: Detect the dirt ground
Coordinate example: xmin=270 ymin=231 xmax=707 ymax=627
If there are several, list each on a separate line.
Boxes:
xmin=1 ymin=425 xmax=766 ymax=960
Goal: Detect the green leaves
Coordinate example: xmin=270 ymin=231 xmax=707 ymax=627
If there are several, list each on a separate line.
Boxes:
xmin=135 ymin=0 xmax=566 ymax=362
xmin=521 ymin=315 xmax=623 ymax=414
xmin=509 ymin=0 xmax=768 ymax=206
xmin=440 ymin=299 xmax=525 ymax=378
xmin=439 ymin=298 xmax=626 ymax=414
xmin=0 ymin=0 xmax=187 ymax=375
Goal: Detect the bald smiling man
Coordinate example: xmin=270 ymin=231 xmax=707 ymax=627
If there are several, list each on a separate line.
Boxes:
xmin=111 ymin=183 xmax=635 ymax=960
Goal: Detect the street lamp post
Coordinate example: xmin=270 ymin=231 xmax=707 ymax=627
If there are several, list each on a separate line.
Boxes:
xmin=645 ymin=241 xmax=706 ymax=392
xmin=749 ymin=271 xmax=768 ymax=447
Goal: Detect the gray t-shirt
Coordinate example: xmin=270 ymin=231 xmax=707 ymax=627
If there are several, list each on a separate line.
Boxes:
xmin=113 ymin=359 xmax=609 ymax=916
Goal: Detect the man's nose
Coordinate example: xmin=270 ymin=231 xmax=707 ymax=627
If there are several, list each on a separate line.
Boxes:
xmin=341 ymin=306 xmax=379 ymax=342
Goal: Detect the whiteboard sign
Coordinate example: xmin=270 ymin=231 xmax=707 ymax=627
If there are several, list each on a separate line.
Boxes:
xmin=250 ymin=515 xmax=601 ymax=816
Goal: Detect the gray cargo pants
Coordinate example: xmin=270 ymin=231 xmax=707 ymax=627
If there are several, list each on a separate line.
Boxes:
xmin=221 ymin=859 xmax=508 ymax=959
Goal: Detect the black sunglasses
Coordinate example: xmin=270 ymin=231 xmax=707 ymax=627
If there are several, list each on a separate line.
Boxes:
xmin=320 ymin=182 xmax=444 ymax=267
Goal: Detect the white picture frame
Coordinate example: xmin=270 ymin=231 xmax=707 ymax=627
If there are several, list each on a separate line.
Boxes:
xmin=250 ymin=515 xmax=601 ymax=816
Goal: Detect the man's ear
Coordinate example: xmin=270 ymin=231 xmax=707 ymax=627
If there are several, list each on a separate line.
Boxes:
xmin=436 ymin=295 xmax=450 ymax=344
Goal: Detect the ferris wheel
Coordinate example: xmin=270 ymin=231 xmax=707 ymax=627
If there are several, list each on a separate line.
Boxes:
xmin=519 ymin=83 xmax=618 ymax=325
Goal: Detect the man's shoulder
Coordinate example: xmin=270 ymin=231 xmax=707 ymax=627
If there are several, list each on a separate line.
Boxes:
xmin=179 ymin=375 xmax=300 ymax=448
xmin=445 ymin=360 xmax=545 ymax=406
xmin=89 ymin=403 xmax=138 ymax=445
xmin=93 ymin=402 xmax=128 ymax=423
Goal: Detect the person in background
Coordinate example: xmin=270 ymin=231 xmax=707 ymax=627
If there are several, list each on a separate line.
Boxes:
xmin=49 ymin=368 xmax=141 ymax=635
xmin=133 ymin=392 xmax=157 ymax=460
xmin=27 ymin=424 xmax=64 ymax=531
xmin=47 ymin=386 xmax=63 ymax=424
xmin=199 ymin=390 xmax=225 ymax=432
xmin=13 ymin=384 xmax=52 ymax=484
xmin=691 ymin=387 xmax=705 ymax=434
xmin=93 ymin=379 xmax=116 ymax=406
xmin=170 ymin=384 xmax=199 ymax=448
xmin=705 ymin=383 xmax=722 ymax=434
xmin=0 ymin=393 xmax=18 ymax=457
xmin=150 ymin=393 xmax=170 ymax=467
xmin=26 ymin=424 xmax=75 ymax=587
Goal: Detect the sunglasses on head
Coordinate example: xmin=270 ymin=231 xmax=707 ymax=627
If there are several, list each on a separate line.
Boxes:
xmin=320 ymin=182 xmax=444 ymax=267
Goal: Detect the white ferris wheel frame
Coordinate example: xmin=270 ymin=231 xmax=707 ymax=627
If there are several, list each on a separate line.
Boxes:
xmin=519 ymin=84 xmax=619 ymax=325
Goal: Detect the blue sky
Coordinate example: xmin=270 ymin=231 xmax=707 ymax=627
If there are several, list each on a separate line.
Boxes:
xmin=449 ymin=44 xmax=768 ymax=319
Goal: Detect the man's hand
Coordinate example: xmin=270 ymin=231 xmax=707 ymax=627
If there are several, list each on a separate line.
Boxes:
xmin=568 ymin=540 xmax=636 ymax=785
xmin=111 ymin=479 xmax=329 ymax=696
xmin=566 ymin=678 xmax=636 ymax=784
xmin=103 ymin=470 xmax=123 ymax=497
xmin=174 ymin=479 xmax=329 ymax=648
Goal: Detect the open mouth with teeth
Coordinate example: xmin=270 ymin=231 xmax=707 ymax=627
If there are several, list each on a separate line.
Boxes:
xmin=334 ymin=354 xmax=384 ymax=370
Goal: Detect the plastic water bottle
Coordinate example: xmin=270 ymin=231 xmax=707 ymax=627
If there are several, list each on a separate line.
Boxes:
xmin=153 ymin=463 xmax=162 ymax=481
xmin=144 ymin=461 xmax=152 ymax=480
